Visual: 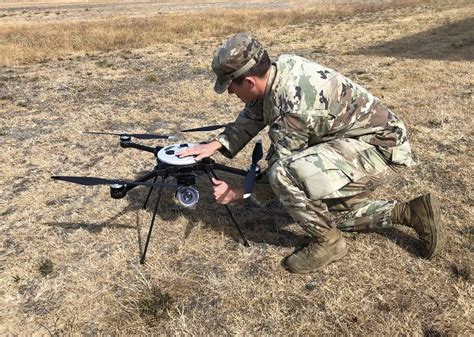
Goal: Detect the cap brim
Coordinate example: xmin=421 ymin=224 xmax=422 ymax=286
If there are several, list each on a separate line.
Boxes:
xmin=214 ymin=77 xmax=232 ymax=94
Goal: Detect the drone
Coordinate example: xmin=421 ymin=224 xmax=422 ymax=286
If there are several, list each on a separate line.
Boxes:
xmin=51 ymin=123 xmax=263 ymax=264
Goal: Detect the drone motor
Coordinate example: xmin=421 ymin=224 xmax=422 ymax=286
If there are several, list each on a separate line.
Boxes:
xmin=110 ymin=183 xmax=127 ymax=199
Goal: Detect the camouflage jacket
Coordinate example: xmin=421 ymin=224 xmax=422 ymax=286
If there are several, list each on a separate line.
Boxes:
xmin=216 ymin=55 xmax=414 ymax=167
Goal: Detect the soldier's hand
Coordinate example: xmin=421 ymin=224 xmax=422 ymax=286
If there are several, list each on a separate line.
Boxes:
xmin=211 ymin=178 xmax=244 ymax=204
xmin=177 ymin=140 xmax=222 ymax=161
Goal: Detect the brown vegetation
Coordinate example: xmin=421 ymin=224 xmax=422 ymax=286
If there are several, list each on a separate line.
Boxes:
xmin=0 ymin=0 xmax=424 ymax=66
xmin=0 ymin=0 xmax=473 ymax=335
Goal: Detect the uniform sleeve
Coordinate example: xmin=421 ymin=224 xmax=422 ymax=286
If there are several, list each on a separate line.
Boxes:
xmin=215 ymin=99 xmax=266 ymax=158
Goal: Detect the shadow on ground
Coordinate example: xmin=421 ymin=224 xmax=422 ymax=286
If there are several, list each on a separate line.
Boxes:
xmin=46 ymin=167 xmax=427 ymax=261
xmin=44 ymin=169 xmax=300 ymax=255
xmin=350 ymin=17 xmax=474 ymax=61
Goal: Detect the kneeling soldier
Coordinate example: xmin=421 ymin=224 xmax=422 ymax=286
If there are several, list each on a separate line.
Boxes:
xmin=178 ymin=33 xmax=445 ymax=273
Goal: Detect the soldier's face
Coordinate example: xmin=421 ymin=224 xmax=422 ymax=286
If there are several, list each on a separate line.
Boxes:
xmin=227 ymin=79 xmax=257 ymax=103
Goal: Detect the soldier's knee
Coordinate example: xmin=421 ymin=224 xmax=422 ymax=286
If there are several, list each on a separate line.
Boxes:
xmin=269 ymin=154 xmax=358 ymax=202
xmin=268 ymin=161 xmax=291 ymax=193
xmin=285 ymin=156 xmax=350 ymax=200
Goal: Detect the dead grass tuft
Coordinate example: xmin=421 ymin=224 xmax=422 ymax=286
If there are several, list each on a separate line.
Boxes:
xmin=451 ymin=262 xmax=471 ymax=281
xmin=38 ymin=258 xmax=54 ymax=277
xmin=137 ymin=286 xmax=173 ymax=323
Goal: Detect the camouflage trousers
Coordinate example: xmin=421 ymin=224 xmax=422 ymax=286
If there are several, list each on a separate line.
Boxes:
xmin=256 ymin=138 xmax=399 ymax=237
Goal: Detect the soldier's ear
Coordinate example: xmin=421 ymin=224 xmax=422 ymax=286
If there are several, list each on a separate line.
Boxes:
xmin=244 ymin=77 xmax=256 ymax=89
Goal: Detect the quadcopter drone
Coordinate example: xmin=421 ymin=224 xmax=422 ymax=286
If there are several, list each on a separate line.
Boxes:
xmin=51 ymin=124 xmax=263 ymax=264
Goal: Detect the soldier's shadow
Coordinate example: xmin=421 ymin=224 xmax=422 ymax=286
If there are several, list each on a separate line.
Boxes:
xmin=343 ymin=227 xmax=421 ymax=257
xmin=375 ymin=227 xmax=421 ymax=257
xmin=45 ymin=170 xmax=299 ymax=257
xmin=46 ymin=169 xmax=425 ymax=260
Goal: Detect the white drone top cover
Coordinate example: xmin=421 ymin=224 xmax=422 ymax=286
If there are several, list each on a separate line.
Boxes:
xmin=157 ymin=143 xmax=197 ymax=165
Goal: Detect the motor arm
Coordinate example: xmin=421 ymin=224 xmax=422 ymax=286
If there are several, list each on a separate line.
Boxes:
xmin=119 ymin=136 xmax=162 ymax=155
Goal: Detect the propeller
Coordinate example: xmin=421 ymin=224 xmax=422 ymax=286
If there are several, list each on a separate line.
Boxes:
xmin=51 ymin=176 xmax=178 ymax=189
xmin=243 ymin=140 xmax=263 ymax=199
xmin=180 ymin=123 xmax=231 ymax=132
xmin=82 ymin=131 xmax=176 ymax=140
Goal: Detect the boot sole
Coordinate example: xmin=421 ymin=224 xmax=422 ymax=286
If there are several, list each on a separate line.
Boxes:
xmin=421 ymin=193 xmax=446 ymax=258
xmin=284 ymin=243 xmax=348 ymax=274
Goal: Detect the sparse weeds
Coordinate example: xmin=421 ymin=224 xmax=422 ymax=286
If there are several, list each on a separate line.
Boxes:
xmin=95 ymin=60 xmax=113 ymax=68
xmin=451 ymin=262 xmax=471 ymax=281
xmin=138 ymin=286 xmax=173 ymax=322
xmin=422 ymin=326 xmax=448 ymax=337
xmin=145 ymin=74 xmax=158 ymax=82
xmin=38 ymin=258 xmax=54 ymax=277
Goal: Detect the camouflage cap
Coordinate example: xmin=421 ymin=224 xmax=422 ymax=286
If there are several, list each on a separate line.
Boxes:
xmin=212 ymin=32 xmax=265 ymax=94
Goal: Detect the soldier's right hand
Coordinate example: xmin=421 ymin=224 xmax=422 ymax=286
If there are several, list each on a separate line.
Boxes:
xmin=177 ymin=140 xmax=223 ymax=161
xmin=211 ymin=178 xmax=244 ymax=204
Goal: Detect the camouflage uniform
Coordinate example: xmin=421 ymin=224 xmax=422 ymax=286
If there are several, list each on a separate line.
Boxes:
xmin=213 ymin=35 xmax=415 ymax=238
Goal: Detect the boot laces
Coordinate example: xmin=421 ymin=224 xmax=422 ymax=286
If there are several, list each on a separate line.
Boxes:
xmin=301 ymin=238 xmax=326 ymax=258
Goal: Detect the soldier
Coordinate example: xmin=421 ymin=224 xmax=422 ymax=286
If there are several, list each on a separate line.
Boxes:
xmin=178 ymin=32 xmax=444 ymax=274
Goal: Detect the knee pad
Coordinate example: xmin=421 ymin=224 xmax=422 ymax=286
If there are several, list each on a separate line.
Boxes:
xmin=270 ymin=157 xmax=350 ymax=201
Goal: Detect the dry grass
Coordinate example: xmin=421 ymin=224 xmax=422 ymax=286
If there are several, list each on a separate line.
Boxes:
xmin=0 ymin=0 xmax=425 ymax=65
xmin=1 ymin=0 xmax=473 ymax=335
xmin=0 ymin=10 xmax=315 ymax=65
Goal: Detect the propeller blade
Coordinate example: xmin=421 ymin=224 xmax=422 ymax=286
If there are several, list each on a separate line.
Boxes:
xmin=52 ymin=176 xmax=113 ymax=186
xmin=51 ymin=176 xmax=177 ymax=188
xmin=82 ymin=131 xmax=176 ymax=140
xmin=251 ymin=139 xmax=263 ymax=165
xmin=243 ymin=140 xmax=263 ymax=199
xmin=128 ymin=133 xmax=176 ymax=140
xmin=243 ymin=165 xmax=257 ymax=199
xmin=180 ymin=124 xmax=230 ymax=132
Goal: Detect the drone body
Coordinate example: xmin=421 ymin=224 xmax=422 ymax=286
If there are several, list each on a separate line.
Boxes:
xmin=157 ymin=143 xmax=197 ymax=166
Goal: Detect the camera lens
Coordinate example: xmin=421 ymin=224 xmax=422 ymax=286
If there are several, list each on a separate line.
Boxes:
xmin=176 ymin=186 xmax=199 ymax=208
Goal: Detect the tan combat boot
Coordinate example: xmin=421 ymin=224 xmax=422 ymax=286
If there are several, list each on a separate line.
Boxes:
xmin=391 ymin=193 xmax=445 ymax=258
xmin=284 ymin=228 xmax=348 ymax=274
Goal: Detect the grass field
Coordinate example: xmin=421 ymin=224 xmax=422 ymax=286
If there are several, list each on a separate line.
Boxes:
xmin=1 ymin=0 xmax=473 ymax=335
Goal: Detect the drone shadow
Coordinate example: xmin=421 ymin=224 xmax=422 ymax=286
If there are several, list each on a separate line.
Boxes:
xmin=45 ymin=221 xmax=136 ymax=234
xmin=45 ymin=168 xmax=301 ymax=260
xmin=126 ymin=171 xmax=301 ymax=250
